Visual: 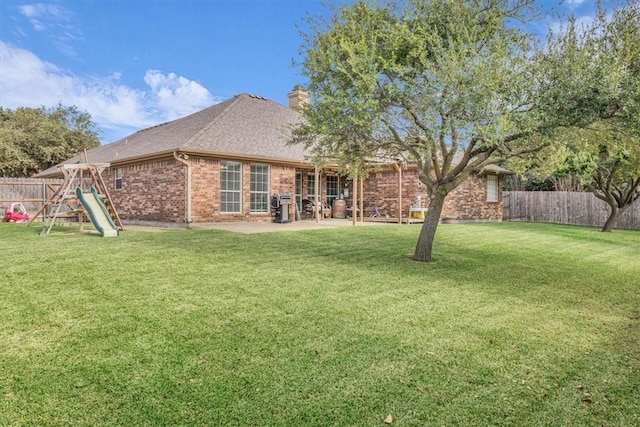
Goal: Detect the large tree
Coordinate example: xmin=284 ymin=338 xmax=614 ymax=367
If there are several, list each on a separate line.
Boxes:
xmin=295 ymin=0 xmax=638 ymax=261
xmin=512 ymin=1 xmax=640 ymax=232
xmin=580 ymin=130 xmax=640 ymax=232
xmin=0 ymin=105 xmax=100 ymax=177
xmin=296 ymin=0 xmax=542 ymax=262
xmin=513 ymin=126 xmax=640 ymax=232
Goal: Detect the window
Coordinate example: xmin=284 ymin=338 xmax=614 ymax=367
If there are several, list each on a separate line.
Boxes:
xmin=114 ymin=168 xmax=122 ymax=190
xmin=307 ymin=173 xmax=316 ymax=200
xmin=220 ymin=161 xmax=242 ymax=213
xmin=250 ymin=164 xmax=269 ymax=213
xmin=487 ymin=175 xmax=499 ymax=202
xmin=295 ymin=172 xmax=303 ymax=211
xmin=326 ymin=175 xmax=339 ymax=205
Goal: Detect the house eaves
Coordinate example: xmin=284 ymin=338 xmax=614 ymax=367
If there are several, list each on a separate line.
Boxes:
xmin=173 ymin=148 xmax=312 ymax=169
xmin=36 ymin=148 xmax=313 ymax=179
xmin=34 ymin=93 xmax=310 ymax=178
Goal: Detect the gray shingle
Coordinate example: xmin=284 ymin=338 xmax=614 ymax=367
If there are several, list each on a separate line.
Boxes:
xmin=37 ymin=93 xmax=308 ymax=177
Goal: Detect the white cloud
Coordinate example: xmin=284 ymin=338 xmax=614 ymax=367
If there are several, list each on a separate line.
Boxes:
xmin=0 ymin=42 xmax=221 ymax=142
xmin=18 ymin=3 xmax=81 ymax=57
xmin=19 ymin=3 xmax=73 ymax=29
xmin=144 ymin=70 xmax=217 ymax=120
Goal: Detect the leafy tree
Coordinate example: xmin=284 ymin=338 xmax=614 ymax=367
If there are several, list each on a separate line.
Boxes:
xmin=583 ymin=131 xmax=639 ymax=232
xmin=516 ymin=126 xmax=640 ymax=232
xmin=295 ymin=0 xmax=639 ymax=261
xmin=534 ymin=1 xmax=639 ymax=134
xmin=296 ymin=0 xmax=540 ymax=262
xmin=0 ymin=105 xmax=100 ymax=177
xmin=513 ymin=1 xmax=640 ymax=231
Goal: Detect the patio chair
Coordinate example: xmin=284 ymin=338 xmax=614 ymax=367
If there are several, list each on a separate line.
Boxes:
xmin=301 ymin=199 xmax=313 ymax=218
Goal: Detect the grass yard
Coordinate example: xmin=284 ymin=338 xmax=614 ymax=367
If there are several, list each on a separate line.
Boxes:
xmin=1 ymin=221 xmax=639 ymax=426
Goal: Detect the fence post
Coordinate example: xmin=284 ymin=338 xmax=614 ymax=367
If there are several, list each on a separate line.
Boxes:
xmin=503 ymin=192 xmax=510 ymax=221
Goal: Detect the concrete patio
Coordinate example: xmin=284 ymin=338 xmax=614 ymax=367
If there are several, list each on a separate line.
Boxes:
xmin=189 ymin=218 xmax=389 ymax=234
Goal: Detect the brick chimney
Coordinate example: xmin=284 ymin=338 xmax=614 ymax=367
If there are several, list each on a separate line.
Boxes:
xmin=287 ymin=85 xmax=310 ymax=111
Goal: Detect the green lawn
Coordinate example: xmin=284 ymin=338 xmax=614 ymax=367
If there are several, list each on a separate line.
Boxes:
xmin=1 ymin=221 xmax=639 ymax=426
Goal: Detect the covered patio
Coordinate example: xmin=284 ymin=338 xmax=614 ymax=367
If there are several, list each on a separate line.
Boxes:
xmin=297 ymin=160 xmax=427 ymax=226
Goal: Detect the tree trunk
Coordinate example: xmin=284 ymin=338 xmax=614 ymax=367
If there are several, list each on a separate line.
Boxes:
xmin=602 ymin=205 xmax=621 ymax=232
xmin=413 ymin=191 xmax=446 ymax=262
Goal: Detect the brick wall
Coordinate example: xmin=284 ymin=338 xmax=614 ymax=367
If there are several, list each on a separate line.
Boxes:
xmin=353 ymin=169 xmax=430 ymax=217
xmin=106 ymin=159 xmax=186 ymax=223
xmin=191 ymin=157 xmax=217 ymax=222
xmin=270 ymin=164 xmax=297 ymax=195
xmin=359 ymin=168 xmax=503 ymax=220
xmin=443 ymin=174 xmax=502 ymax=220
xmin=308 ymin=168 xmax=503 ymax=221
xmin=107 ymin=157 xmax=301 ymax=223
xmin=190 ymin=157 xmax=299 ymax=223
xmin=105 ymin=157 xmax=501 ymax=223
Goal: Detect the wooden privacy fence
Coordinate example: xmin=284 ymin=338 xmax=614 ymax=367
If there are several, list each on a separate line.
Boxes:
xmin=0 ymin=177 xmax=64 ymax=220
xmin=504 ymin=191 xmax=640 ymax=231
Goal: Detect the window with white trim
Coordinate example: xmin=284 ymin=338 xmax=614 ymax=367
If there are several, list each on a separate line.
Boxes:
xmin=250 ymin=164 xmax=269 ymax=213
xmin=487 ymin=175 xmax=499 ymax=202
xmin=295 ymin=172 xmax=303 ymax=211
xmin=220 ymin=161 xmax=242 ymax=213
xmin=307 ymin=173 xmax=316 ymax=200
xmin=326 ymin=175 xmax=339 ymax=205
xmin=114 ymin=168 xmax=122 ymax=190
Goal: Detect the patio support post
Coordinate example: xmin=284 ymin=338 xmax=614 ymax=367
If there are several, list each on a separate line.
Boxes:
xmin=359 ymin=177 xmax=364 ymax=223
xmin=393 ymin=162 xmax=403 ymax=224
xmin=352 ymin=174 xmax=358 ymax=226
xmin=314 ymin=165 xmax=320 ymax=223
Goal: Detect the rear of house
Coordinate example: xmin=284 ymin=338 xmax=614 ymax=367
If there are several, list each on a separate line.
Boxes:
xmin=360 ymin=166 xmax=505 ymax=221
xmin=37 ymin=89 xmax=508 ymax=226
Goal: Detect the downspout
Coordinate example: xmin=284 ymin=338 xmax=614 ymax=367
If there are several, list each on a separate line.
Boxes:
xmin=173 ymin=151 xmax=192 ymax=227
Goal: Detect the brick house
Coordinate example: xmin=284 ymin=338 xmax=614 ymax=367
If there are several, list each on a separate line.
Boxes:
xmin=37 ymin=88 xmax=510 ymax=225
xmin=360 ymin=163 xmax=509 ymax=221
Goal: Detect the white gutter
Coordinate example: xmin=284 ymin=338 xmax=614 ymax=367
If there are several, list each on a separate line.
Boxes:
xmin=173 ymin=151 xmax=192 ymax=226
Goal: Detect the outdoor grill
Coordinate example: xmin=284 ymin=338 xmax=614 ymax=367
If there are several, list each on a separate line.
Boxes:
xmin=271 ymin=192 xmax=292 ymax=223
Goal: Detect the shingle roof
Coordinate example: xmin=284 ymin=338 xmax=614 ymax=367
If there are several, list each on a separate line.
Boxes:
xmin=37 ymin=93 xmax=308 ymax=177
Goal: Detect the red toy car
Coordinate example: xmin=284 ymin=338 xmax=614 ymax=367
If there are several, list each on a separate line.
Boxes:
xmin=5 ymin=202 xmax=29 ymax=222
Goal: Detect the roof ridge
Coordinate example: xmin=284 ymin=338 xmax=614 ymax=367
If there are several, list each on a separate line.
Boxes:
xmin=183 ymin=94 xmax=249 ymax=147
xmin=132 ymin=108 xmax=195 ymax=135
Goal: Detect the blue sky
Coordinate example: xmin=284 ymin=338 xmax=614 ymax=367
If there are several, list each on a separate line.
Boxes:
xmin=0 ymin=0 xmax=618 ymax=143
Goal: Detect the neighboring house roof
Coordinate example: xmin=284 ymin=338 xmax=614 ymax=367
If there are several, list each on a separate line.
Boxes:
xmin=37 ymin=93 xmax=308 ymax=177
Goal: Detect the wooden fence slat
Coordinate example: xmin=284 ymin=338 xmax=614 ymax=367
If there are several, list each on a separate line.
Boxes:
xmin=505 ymin=191 xmax=640 ymax=231
xmin=0 ymin=178 xmax=64 ymax=219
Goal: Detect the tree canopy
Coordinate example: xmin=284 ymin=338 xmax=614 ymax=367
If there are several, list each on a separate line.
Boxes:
xmin=513 ymin=1 xmax=640 ymax=231
xmin=297 ymin=0 xmax=540 ymax=262
xmin=295 ymin=0 xmax=640 ymax=261
xmin=0 ymin=105 xmax=100 ymax=178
